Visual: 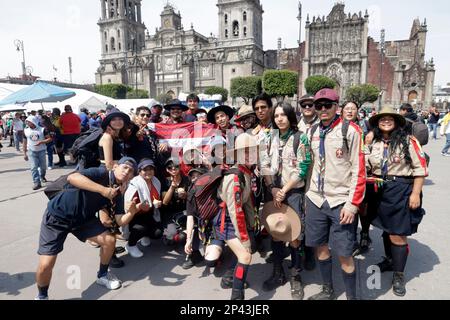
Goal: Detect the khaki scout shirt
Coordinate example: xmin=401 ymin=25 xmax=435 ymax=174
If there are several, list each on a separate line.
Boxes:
xmin=306 ymin=118 xmax=366 ymax=214
xmin=298 ymin=115 xmax=320 ymax=135
xmin=366 ymin=136 xmax=428 ymax=177
xmin=260 ymin=132 xmax=311 ymax=189
xmin=217 ymin=166 xmax=254 ymax=249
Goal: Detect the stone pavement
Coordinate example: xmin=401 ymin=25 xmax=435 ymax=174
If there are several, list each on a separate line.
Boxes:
xmin=0 ymin=137 xmax=449 ymax=300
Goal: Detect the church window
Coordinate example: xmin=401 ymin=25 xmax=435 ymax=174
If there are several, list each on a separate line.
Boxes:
xmin=118 ymin=30 xmax=120 ymax=38
xmin=225 ymin=29 xmax=228 ymax=38
xmin=244 ymin=27 xmax=247 ymax=37
xmin=243 ymin=11 xmax=247 ymax=21
xmin=119 ymin=43 xmax=121 ymax=50
xmin=105 ymin=44 xmax=109 ymax=52
xmin=225 ymin=14 xmax=228 ymax=24
xmin=104 ymin=32 xmax=107 ymax=40
xmin=110 ymin=37 xmax=116 ymax=51
xmin=232 ymin=68 xmax=236 ymax=73
xmin=232 ymin=21 xmax=239 ymax=37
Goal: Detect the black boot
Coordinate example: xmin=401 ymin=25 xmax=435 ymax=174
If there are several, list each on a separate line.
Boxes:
xmin=359 ymin=232 xmax=372 ymax=254
xmin=289 ymin=269 xmax=304 ymax=300
xmin=308 ymin=284 xmax=336 ymax=300
xmin=221 ymin=268 xmax=249 ymax=289
xmin=182 ymin=250 xmax=204 ymax=270
xmin=392 ymin=272 xmax=406 ymax=297
xmin=231 ymin=289 xmax=244 ymax=300
xmin=262 ymin=262 xmax=287 ymax=292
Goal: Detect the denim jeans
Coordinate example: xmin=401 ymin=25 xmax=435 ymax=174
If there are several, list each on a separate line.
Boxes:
xmin=429 ymin=123 xmax=438 ymax=140
xmin=14 ymin=131 xmax=23 ymax=150
xmin=442 ymin=134 xmax=450 ymax=154
xmin=46 ymin=142 xmax=55 ymax=167
xmin=29 ymin=149 xmax=47 ymax=184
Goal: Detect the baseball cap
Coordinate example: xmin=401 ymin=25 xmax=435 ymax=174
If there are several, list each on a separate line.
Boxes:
xmin=138 ymin=159 xmax=156 ymax=171
xmin=314 ymin=88 xmax=340 ymax=103
xmin=118 ymin=157 xmax=138 ymax=174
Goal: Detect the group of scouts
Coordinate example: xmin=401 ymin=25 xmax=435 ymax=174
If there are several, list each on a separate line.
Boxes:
xmin=34 ymin=88 xmax=428 ymax=300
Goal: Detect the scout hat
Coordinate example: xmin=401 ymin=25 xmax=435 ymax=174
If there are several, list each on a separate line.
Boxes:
xmin=207 ymin=105 xmax=235 ymax=124
xmin=164 ymin=99 xmax=189 ymax=112
xmin=369 ymin=106 xmax=406 ymax=128
xmin=262 ymin=202 xmax=301 ymax=242
xmin=102 ymin=108 xmax=131 ymax=130
xmin=236 ymin=104 xmax=256 ymax=120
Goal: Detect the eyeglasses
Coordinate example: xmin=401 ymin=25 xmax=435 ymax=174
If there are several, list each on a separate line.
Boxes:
xmin=315 ymin=102 xmax=335 ymax=111
xmin=139 ymin=114 xmax=151 ymax=118
xmin=300 ymin=103 xmax=315 ymax=109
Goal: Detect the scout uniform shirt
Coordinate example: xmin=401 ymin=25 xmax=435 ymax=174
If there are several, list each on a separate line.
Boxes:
xmin=366 ymin=136 xmax=428 ymax=178
xmin=298 ymin=115 xmax=320 ymax=136
xmin=217 ymin=165 xmax=254 ymax=249
xmin=260 ymin=131 xmax=311 ymax=189
xmin=307 ymin=117 xmax=366 ymax=214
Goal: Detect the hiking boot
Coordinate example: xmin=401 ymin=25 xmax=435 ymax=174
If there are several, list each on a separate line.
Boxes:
xmin=303 ymin=246 xmax=316 ymax=271
xmin=220 ymin=269 xmax=249 ymax=289
xmin=376 ymin=257 xmax=394 ymax=273
xmin=392 ymin=272 xmax=406 ymax=297
xmin=308 ymin=284 xmax=336 ymax=300
xmin=290 ymin=269 xmax=304 ymax=300
xmin=230 ymin=289 xmax=244 ymax=300
xmin=359 ymin=232 xmax=372 ymax=255
xmin=33 ymin=183 xmax=42 ymax=191
xmin=182 ymin=250 xmax=204 ymax=270
xmin=262 ymin=262 xmax=287 ymax=292
xmin=109 ymin=255 xmax=125 ymax=268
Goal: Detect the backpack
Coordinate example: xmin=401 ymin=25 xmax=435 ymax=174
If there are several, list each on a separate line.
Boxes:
xmin=186 ymin=166 xmax=246 ymax=222
xmin=69 ymin=128 xmax=103 ymax=169
xmin=407 ymin=119 xmax=429 ymax=146
xmin=43 ymin=173 xmax=74 ymax=200
xmin=310 ymin=119 xmax=351 ymax=153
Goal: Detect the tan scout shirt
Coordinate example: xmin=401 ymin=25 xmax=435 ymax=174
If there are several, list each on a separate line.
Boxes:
xmin=217 ymin=166 xmax=254 ymax=249
xmin=366 ymin=136 xmax=428 ymax=177
xmin=298 ymin=115 xmax=320 ymax=135
xmin=307 ymin=118 xmax=366 ymax=214
xmin=260 ymin=133 xmax=310 ymax=189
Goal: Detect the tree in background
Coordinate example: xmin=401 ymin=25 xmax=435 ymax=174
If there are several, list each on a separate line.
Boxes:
xmin=304 ymin=75 xmax=337 ymax=95
xmin=230 ymin=76 xmax=262 ymax=104
xmin=126 ymin=89 xmax=149 ymax=99
xmin=263 ymin=70 xmax=298 ymax=102
xmin=204 ymin=87 xmax=229 ymax=102
xmin=345 ymin=84 xmax=381 ymax=108
xmin=156 ymin=93 xmax=173 ymax=105
xmin=94 ymin=84 xmax=130 ymax=99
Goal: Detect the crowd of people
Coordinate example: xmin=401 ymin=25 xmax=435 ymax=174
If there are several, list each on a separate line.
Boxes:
xmin=0 ymin=90 xmax=445 ymax=301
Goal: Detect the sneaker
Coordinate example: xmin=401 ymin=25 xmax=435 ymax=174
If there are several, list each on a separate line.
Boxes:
xmin=33 ymin=184 xmax=42 ymax=191
xmin=48 ymin=167 xmax=53 ymax=171
xmin=41 ymin=177 xmax=48 ymax=183
xmin=109 ymin=255 xmax=125 ymax=268
xmin=96 ymin=272 xmax=122 ymax=290
xmin=376 ymin=257 xmax=394 ymax=273
xmin=308 ymin=284 xmax=336 ymax=300
xmin=126 ymin=244 xmax=144 ymax=258
xmin=34 ymin=295 xmax=49 ymax=300
xmin=290 ymin=270 xmax=305 ymax=300
xmin=139 ymin=237 xmax=151 ymax=247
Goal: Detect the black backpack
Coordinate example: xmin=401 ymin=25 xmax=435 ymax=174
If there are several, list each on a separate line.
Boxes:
xmin=43 ymin=173 xmax=75 ymax=200
xmin=69 ymin=128 xmax=103 ymax=169
xmin=186 ymin=166 xmax=246 ymax=222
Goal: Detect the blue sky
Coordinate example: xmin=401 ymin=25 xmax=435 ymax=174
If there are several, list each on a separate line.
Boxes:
xmin=0 ymin=0 xmax=448 ymax=86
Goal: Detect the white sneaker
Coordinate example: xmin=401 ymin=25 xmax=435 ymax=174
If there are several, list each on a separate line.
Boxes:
xmin=96 ymin=272 xmax=122 ymax=290
xmin=48 ymin=167 xmax=53 ymax=171
xmin=139 ymin=237 xmax=151 ymax=247
xmin=34 ymin=296 xmax=49 ymax=300
xmin=126 ymin=244 xmax=144 ymax=258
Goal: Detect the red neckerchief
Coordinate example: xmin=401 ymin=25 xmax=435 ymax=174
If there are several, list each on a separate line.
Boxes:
xmin=238 ymin=165 xmax=252 ymax=176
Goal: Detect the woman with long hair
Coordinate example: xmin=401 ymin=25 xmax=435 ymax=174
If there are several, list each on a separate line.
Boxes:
xmin=366 ymin=107 xmax=428 ymax=297
xmin=260 ymin=103 xmax=311 ymax=300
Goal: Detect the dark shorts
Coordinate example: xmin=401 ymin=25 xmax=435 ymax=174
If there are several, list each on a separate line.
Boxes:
xmin=305 ymin=197 xmax=357 ymax=258
xmin=38 ymin=211 xmax=108 ymax=256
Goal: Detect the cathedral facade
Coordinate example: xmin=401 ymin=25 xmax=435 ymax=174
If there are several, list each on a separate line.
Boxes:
xmin=95 ymin=0 xmax=265 ymax=98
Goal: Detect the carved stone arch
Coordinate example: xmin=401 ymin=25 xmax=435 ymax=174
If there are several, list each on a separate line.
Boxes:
xmin=325 ymin=62 xmax=345 ymax=97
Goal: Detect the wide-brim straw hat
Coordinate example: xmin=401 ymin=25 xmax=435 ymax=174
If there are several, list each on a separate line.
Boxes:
xmin=262 ymin=201 xmax=301 ymax=243
xmin=369 ymin=106 xmax=406 ymax=128
xmin=236 ymin=104 xmax=256 ymax=119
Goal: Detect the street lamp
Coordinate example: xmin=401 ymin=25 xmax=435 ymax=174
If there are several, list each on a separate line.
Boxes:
xmin=14 ymin=39 xmax=27 ymax=77
xmin=297 ymin=1 xmax=302 ymax=104
xmin=378 ymin=29 xmax=385 ymax=111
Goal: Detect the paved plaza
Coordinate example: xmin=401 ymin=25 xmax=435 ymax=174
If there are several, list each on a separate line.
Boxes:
xmin=0 ymin=138 xmax=448 ymax=300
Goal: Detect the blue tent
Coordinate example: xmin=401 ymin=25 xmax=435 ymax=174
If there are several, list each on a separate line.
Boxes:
xmin=0 ymin=81 xmax=76 ymax=106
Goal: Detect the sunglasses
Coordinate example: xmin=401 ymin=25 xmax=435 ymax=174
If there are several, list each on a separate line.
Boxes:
xmin=300 ymin=103 xmax=315 ymax=109
xmin=315 ymin=102 xmax=336 ymax=111
xmin=139 ymin=114 xmax=151 ymax=118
